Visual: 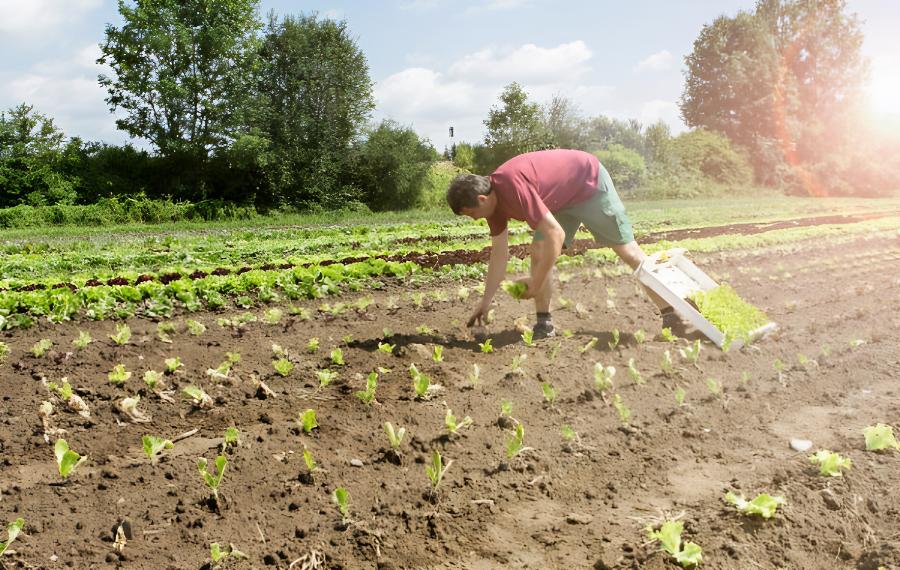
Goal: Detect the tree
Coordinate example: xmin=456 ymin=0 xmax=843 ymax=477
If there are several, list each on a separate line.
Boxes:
xmin=255 ymin=13 xmax=374 ymax=208
xmin=482 ymin=82 xmax=550 ymax=171
xmin=593 ymin=145 xmax=647 ymax=192
xmin=670 ymin=129 xmax=753 ymax=186
xmin=542 ymin=95 xmax=589 ymax=150
xmin=98 ymin=0 xmax=262 ymax=159
xmin=585 ymin=116 xmax=648 ymax=159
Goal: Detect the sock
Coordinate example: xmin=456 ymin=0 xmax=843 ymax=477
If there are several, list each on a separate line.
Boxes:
xmin=537 ymin=311 xmax=552 ymax=324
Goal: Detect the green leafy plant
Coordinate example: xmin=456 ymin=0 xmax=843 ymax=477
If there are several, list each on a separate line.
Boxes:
xmin=263 ymin=308 xmax=283 ymax=325
xmin=273 ymin=358 xmax=294 ymax=377
xmin=382 ymin=327 xmax=394 ymax=338
xmin=661 ymin=350 xmax=675 ymax=377
xmin=509 ymin=353 xmax=527 ymax=373
xmin=521 ymin=329 xmax=534 ymax=346
xmin=333 ymin=487 xmax=350 ymax=523
xmin=208 ymin=352 xmax=240 ymax=379
xmin=316 ymin=368 xmax=338 ymax=388
xmin=467 ymin=363 xmax=481 ymax=388
xmin=417 ymin=324 xmax=435 ymax=335
xmin=383 ymin=422 xmax=406 ymax=450
xmin=210 ymin=542 xmax=246 ymax=565
xmin=142 ymin=435 xmax=173 ymax=464
xmin=222 ymin=427 xmax=239 ymax=450
xmin=306 ymin=337 xmax=319 ymax=353
xmin=675 ymin=387 xmax=686 ymax=406
xmin=660 ymin=327 xmax=677 ymax=342
xmin=627 ymin=358 xmax=644 ymax=385
xmin=645 ymin=519 xmax=703 ymax=568
xmin=432 ymin=345 xmax=444 ymax=362
xmin=342 ymin=333 xmax=354 ymax=344
xmin=608 ymin=329 xmax=620 ymax=350
xmin=54 ymin=438 xmax=86 ymax=479
xmin=594 ymin=363 xmax=616 ymax=392
xmin=679 ymin=339 xmax=702 ymax=366
xmin=724 ymin=492 xmax=786 ymax=519
xmin=182 ymin=385 xmax=213 ymax=408
xmin=863 ymin=424 xmax=900 ymax=451
xmin=355 ymin=372 xmax=378 ymax=406
xmin=506 ymin=423 xmax=531 ymax=460
xmin=377 ymin=341 xmax=395 ymax=354
xmin=108 ymin=364 xmax=131 ymax=385
xmin=612 ymin=394 xmax=631 ymax=425
xmin=0 ymin=517 xmax=25 ymax=556
xmin=157 ymin=322 xmax=176 ymax=343
xmin=705 ymin=377 xmax=722 ymax=396
xmin=634 ymin=329 xmax=646 ymax=344
xmin=31 ymin=339 xmax=53 ymax=357
xmin=690 ymin=283 xmax=769 ymax=348
xmin=500 ymin=400 xmax=513 ymax=417
xmin=143 ymin=370 xmax=164 ymax=390
xmin=197 ymin=455 xmax=227 ymax=501
xmin=330 ymin=347 xmax=344 ymax=366
xmin=502 ymin=280 xmax=528 ymax=300
xmin=186 ymin=319 xmax=206 ymax=336
xmin=302 ymin=447 xmax=317 ymax=473
xmin=478 ymin=339 xmax=494 ymax=353
xmin=164 ymin=356 xmax=183 ymax=374
xmin=410 ymin=363 xmax=432 ymax=399
xmin=560 ymin=425 xmax=577 ymax=442
xmin=72 ymin=330 xmax=93 ymax=349
xmin=579 ymin=337 xmax=598 ymax=354
xmin=444 ymin=408 xmax=473 ymax=435
xmin=298 ymin=409 xmax=318 ymax=433
xmin=109 ymin=323 xmax=132 ymax=345
xmin=425 ymin=450 xmax=452 ymax=493
xmin=541 ymin=382 xmax=557 ymax=406
xmin=809 ymin=450 xmax=852 ymax=477
xmin=271 ymin=344 xmax=287 ymax=359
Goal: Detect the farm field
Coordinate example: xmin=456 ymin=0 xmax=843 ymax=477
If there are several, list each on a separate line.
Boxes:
xmin=0 ymin=197 xmax=899 ymax=570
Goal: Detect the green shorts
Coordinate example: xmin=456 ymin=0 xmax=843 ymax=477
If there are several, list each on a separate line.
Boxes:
xmin=534 ymin=164 xmax=634 ymax=248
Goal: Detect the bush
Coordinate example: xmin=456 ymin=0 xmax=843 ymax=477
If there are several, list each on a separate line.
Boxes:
xmin=420 ymin=161 xmax=467 ymax=210
xmin=671 ymin=130 xmax=753 ymax=186
xmin=452 ymin=142 xmax=475 ymax=172
xmin=593 ymin=144 xmax=647 ymax=192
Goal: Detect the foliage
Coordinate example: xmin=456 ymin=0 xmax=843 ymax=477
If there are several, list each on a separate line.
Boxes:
xmin=690 ymin=284 xmax=769 ymax=347
xmin=593 ymin=145 xmax=647 ymax=191
xmin=383 ymin=422 xmax=406 ymax=450
xmin=809 ymin=450 xmax=852 ymax=477
xmin=109 ymin=322 xmax=132 ymax=345
xmin=197 ymin=455 xmax=227 ymax=499
xmin=410 ymin=363 xmax=432 ymax=399
xmin=355 ymin=371 xmax=377 ymax=405
xmin=541 ymin=383 xmax=557 ymax=406
xmin=142 ymin=435 xmax=174 ymax=463
xmin=298 ymin=409 xmax=318 ymax=433
xmin=0 ymin=517 xmax=25 ymax=556
xmin=479 ymin=339 xmax=494 ymax=353
xmin=863 ymin=424 xmax=900 ymax=451
xmin=272 ymin=358 xmax=294 ymax=377
xmin=506 ymin=423 xmax=529 ymax=460
xmin=612 ymin=394 xmax=631 ymax=425
xmin=645 ymin=520 xmax=703 ymax=568
xmin=108 ymin=364 xmax=131 ymax=385
xmin=724 ymin=491 xmax=786 ymax=519
xmin=425 ymin=450 xmax=452 ymax=493
xmin=594 ymin=363 xmax=616 ymax=392
xmin=671 ymin=129 xmax=753 ymax=186
xmin=480 ymin=83 xmax=551 ymax=172
xmin=502 ymin=280 xmax=528 ymax=300
xmin=332 ymin=487 xmax=350 ymax=522
xmin=54 ymin=438 xmax=86 ymax=479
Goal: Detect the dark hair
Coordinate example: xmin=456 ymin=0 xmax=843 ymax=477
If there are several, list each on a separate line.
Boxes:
xmin=446 ymin=173 xmax=491 ymax=214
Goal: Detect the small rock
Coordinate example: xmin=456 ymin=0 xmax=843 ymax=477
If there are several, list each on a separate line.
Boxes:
xmin=790 ymin=438 xmax=813 ymax=452
xmin=821 ymin=488 xmax=841 ymax=511
xmin=350 ymin=458 xmax=364 ymax=467
xmin=566 ymin=513 xmax=593 ymax=525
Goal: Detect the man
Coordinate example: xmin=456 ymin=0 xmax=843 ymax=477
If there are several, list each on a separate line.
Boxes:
xmin=446 ymin=148 xmax=687 ymax=337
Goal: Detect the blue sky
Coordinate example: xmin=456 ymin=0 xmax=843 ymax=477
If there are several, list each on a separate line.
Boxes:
xmin=1 ymin=0 xmax=897 ymax=151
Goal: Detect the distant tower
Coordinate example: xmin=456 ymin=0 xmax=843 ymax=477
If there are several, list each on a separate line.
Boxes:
xmin=448 ymin=126 xmax=455 ymax=160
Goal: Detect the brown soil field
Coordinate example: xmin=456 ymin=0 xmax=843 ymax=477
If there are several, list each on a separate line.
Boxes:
xmin=1 ymin=228 xmax=899 ymax=570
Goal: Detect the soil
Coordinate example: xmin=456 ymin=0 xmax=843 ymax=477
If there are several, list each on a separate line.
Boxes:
xmin=1 ymin=228 xmax=899 ymax=569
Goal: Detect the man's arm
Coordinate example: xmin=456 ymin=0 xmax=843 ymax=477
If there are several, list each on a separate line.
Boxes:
xmin=468 ymin=229 xmax=508 ymax=326
xmin=528 ymin=212 xmax=565 ymax=293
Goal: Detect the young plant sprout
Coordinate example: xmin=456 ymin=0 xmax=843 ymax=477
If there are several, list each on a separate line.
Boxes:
xmin=298 ymin=409 xmax=318 ymax=433
xmin=579 ymin=337 xmax=599 ymax=354
xmin=679 ymin=340 xmax=702 ymax=366
xmin=142 ymin=435 xmax=174 ymax=464
xmin=333 ymin=487 xmax=350 ymax=523
xmin=197 ymin=455 xmax=227 ymax=502
xmin=541 ymin=382 xmax=557 ymax=406
xmin=724 ymin=492 xmax=786 ymax=519
xmin=562 ymin=329 xmax=574 ymax=338
xmin=186 ymin=319 xmax=206 ymax=336
xmin=208 ymin=352 xmax=240 ymax=379
xmin=271 ymin=344 xmax=287 ymax=359
xmin=863 ymin=423 xmax=900 ymax=451
xmin=502 ymin=280 xmax=528 ymax=300
xmin=457 ymin=286 xmax=470 ymax=301
xmin=109 ymin=323 xmax=132 ymax=345
xmin=547 ymin=341 xmax=561 ymax=360
xmin=143 ymin=370 xmax=163 ymax=390
xmin=645 ymin=519 xmax=703 ymax=568
xmin=444 ymin=409 xmax=473 ymax=435
xmin=383 ymin=422 xmax=406 ymax=450
xmin=222 ymin=427 xmax=240 ymax=450
xmin=210 ymin=543 xmax=246 ymax=565
xmin=593 ymin=363 xmax=616 ymax=392
xmin=521 ymin=329 xmax=535 ymax=347
xmin=560 ymin=425 xmax=577 ymax=442
xmin=31 ymin=339 xmax=53 ymax=357
xmin=263 ymin=308 xmax=283 ymax=324
xmin=342 ymin=334 xmax=354 ymax=344
xmin=273 ymin=358 xmax=294 ymax=377
xmin=674 ymin=387 xmax=687 ymax=406
xmin=157 ymin=322 xmax=176 ymax=343
xmin=467 ymin=363 xmax=481 ymax=388
xmin=499 ymin=400 xmax=514 ymax=418
xmin=108 ymin=364 xmax=131 ymax=385
xmin=410 ymin=292 xmax=426 ymax=309
xmin=382 ymin=327 xmax=394 ymax=339
xmin=119 ymin=395 xmax=150 ymax=423
xmin=612 ymin=394 xmax=631 ymax=425
xmin=377 ymin=341 xmax=395 ymax=354
xmin=509 ymin=353 xmax=527 ymax=373
xmin=660 ymin=327 xmax=677 ymax=343
xmin=608 ymin=329 xmax=620 ymax=350
xmin=182 ymin=385 xmax=213 ymax=408
xmin=0 ymin=517 xmax=25 ymax=556
xmin=633 ymin=329 xmax=646 ymax=344
xmin=330 ymin=347 xmax=345 ymax=366
xmin=409 ymin=364 xmax=432 ymax=399
xmin=705 ymin=377 xmax=722 ymax=396
xmin=809 ymin=450 xmax=852 ymax=476
xmin=355 ymin=372 xmax=377 ymax=406
xmin=164 ymin=356 xmax=183 ymax=374
xmin=72 ymin=330 xmax=93 ymax=349
xmin=661 ymin=350 xmax=675 ymax=377
xmin=425 ymin=450 xmax=452 ymax=494
xmin=316 ymin=369 xmax=338 ymax=388
xmin=479 ymin=339 xmax=494 ymax=353
xmin=306 ymin=337 xmax=320 ymax=353
xmin=54 ymin=438 xmax=86 ymax=480
xmin=417 ymin=324 xmax=435 ymax=335
xmin=432 ymin=345 xmax=444 ymax=362
xmin=627 ymin=358 xmax=644 ymax=385
xmin=506 ymin=423 xmax=531 ymax=460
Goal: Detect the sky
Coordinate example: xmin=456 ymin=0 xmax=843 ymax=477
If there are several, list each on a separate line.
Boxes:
xmin=1 ymin=0 xmax=897 ymax=152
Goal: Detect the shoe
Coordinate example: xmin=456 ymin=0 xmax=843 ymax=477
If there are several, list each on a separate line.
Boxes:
xmin=533 ymin=321 xmax=556 ymax=339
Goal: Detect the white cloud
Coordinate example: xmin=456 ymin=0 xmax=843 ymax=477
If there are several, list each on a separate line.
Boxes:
xmin=0 ymin=0 xmax=101 ymax=35
xmin=448 ymin=41 xmax=591 ymax=85
xmin=634 ymin=49 xmax=674 ymax=73
xmin=465 ymin=0 xmax=528 ymax=14
xmin=399 ymin=0 xmax=441 ymax=10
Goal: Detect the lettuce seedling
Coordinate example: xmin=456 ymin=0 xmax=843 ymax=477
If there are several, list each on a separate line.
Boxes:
xmin=157 ymin=322 xmax=176 ymax=344
xmin=679 ymin=340 xmax=701 ymax=366
xmin=608 ymin=329 xmax=620 ymax=350
xmin=500 ymin=400 xmax=513 ymax=417
xmin=547 ymin=341 xmax=561 ymax=360
xmin=502 ymin=281 xmax=528 ymax=300
xmin=303 ymin=447 xmax=317 ymax=473
xmin=509 ymin=353 xmax=527 ymax=373
xmin=31 ymin=339 xmax=53 ymax=357
xmin=660 ymin=327 xmax=677 ymax=343
xmin=506 ymin=423 xmax=531 ymax=459
xmin=675 ymin=386 xmax=687 ymax=406
xmin=108 ymin=364 xmax=131 ymax=385
xmin=142 ymin=435 xmax=173 ymax=464
xmin=432 ymin=345 xmax=444 ymax=362
xmin=521 ymin=329 xmax=534 ymax=347
xmin=384 ymin=422 xmax=406 ymax=449
xmin=143 ymin=370 xmax=163 ymax=390
xmin=560 ymin=425 xmax=577 ymax=442
xmin=809 ymin=450 xmax=852 ymax=476
xmin=164 ymin=356 xmax=183 ymax=374
xmin=377 ymin=342 xmax=395 ymax=354
xmin=612 ymin=394 xmax=631 ymax=425
xmin=54 ymin=438 xmax=86 ymax=480
xmin=467 ymin=363 xmax=481 ymax=388
xmin=425 ymin=450 xmax=452 ymax=494
xmin=0 ymin=517 xmax=24 ymax=555
xmin=445 ymin=409 xmax=473 ymax=435
xmin=208 ymin=352 xmax=241 ymax=379
xmin=382 ymin=327 xmax=394 ymax=338
xmin=593 ymin=363 xmax=616 ymax=392
xmin=541 ymin=382 xmax=557 ymax=406
xmin=417 ymin=324 xmax=435 ymax=335
xmin=182 ymin=385 xmax=213 ymax=408
xmin=271 ymin=344 xmax=287 ymax=359
xmin=273 ymin=358 xmax=294 ymax=377
xmin=661 ymin=350 xmax=675 ymax=377
xmin=633 ymin=329 xmax=646 ymax=344
xmin=457 ymin=286 xmax=470 ymax=301
xmin=479 ymin=339 xmax=494 ymax=354
xmin=409 ymin=364 xmax=432 ymax=399
xmin=579 ymin=337 xmax=598 ymax=354
xmin=197 ymin=455 xmax=227 ymax=502
xmin=342 ymin=334 xmax=354 ymax=344
xmin=109 ymin=323 xmax=132 ymax=345
xmin=210 ymin=542 xmax=246 ymax=565
xmin=263 ymin=308 xmax=283 ymax=325
xmin=316 ymin=369 xmax=337 ymax=388
xmin=222 ymin=427 xmax=239 ymax=450
xmin=355 ymin=372 xmax=377 ymax=406
xmin=627 ymin=358 xmax=644 ymax=385
xmin=330 ymin=347 xmax=344 ymax=366
xmin=306 ymin=337 xmax=320 ymax=353
xmin=299 ymin=409 xmax=318 ymax=433
xmin=333 ymin=487 xmax=350 ymax=523
xmin=186 ymin=319 xmax=206 ymax=336
xmin=863 ymin=423 xmax=900 ymax=451
xmin=645 ymin=520 xmax=702 ymax=568
xmin=706 ymin=377 xmax=722 ymax=396
xmin=72 ymin=330 xmax=92 ymax=349
xmin=724 ymin=492 xmax=786 ymax=519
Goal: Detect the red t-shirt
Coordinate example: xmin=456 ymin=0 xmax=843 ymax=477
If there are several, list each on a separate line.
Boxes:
xmin=486 ymin=149 xmax=599 ymax=236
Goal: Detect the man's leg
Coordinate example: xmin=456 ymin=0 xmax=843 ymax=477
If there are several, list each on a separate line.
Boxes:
xmin=610 ymin=240 xmax=670 ymax=311
xmin=530 ymin=240 xmax=555 ymax=336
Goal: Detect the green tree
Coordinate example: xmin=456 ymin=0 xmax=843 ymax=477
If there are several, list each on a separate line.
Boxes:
xmin=255 ymin=13 xmax=374 ymax=208
xmin=671 ymin=129 xmax=754 ymax=186
xmin=593 ymin=144 xmax=647 ymax=192
xmin=482 ymin=82 xmax=550 ymax=171
xmin=585 ymin=116 xmax=648 ymax=159
xmin=542 ymin=95 xmax=589 ymax=150
xmin=452 ymin=142 xmax=475 ymax=172
xmin=98 ymin=0 xmax=262 ymax=159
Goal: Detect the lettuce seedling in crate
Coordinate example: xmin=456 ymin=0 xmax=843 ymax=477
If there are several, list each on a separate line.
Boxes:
xmin=72 ymin=330 xmax=92 ymax=349
xmin=521 ymin=329 xmax=535 ymax=347
xmin=306 ymin=337 xmax=319 ymax=353
xmin=608 ymin=329 xmax=620 ymax=350
xmin=298 ymin=409 xmax=318 ymax=433
xmin=445 ymin=409 xmax=473 ymax=435
xmin=377 ymin=341 xmax=395 ymax=354
xmin=612 ymin=394 xmax=631 ymax=426
xmin=316 ymin=369 xmax=338 ymax=388
xmin=809 ymin=450 xmax=852 ymax=477
xmin=273 ymin=358 xmax=294 ymax=377
xmin=109 ymin=323 xmax=132 ymax=345
xmin=54 ymin=438 xmax=86 ymax=480
xmin=31 ymin=339 xmax=53 ymax=358
xmin=478 ymin=339 xmax=494 ymax=353
xmin=186 ymin=319 xmax=206 ymax=336
xmin=679 ymin=340 xmax=701 ymax=367
xmin=863 ymin=423 xmax=900 ymax=451
xmin=724 ymin=492 xmax=786 ymax=519
xmin=593 ymin=363 xmax=616 ymax=393
xmin=627 ymin=358 xmax=644 ymax=385
xmin=541 ymin=382 xmax=557 ymax=406
xmin=108 ymin=364 xmax=131 ymax=385
xmin=645 ymin=519 xmax=702 ymax=568
xmin=579 ymin=337 xmax=598 ymax=354
xmin=164 ymin=356 xmax=183 ymax=374
xmin=142 ymin=435 xmax=174 ymax=464
xmin=355 ymin=372 xmax=377 ymax=406
xmin=0 ymin=517 xmax=24 ymax=556
xmin=182 ymin=385 xmax=213 ymax=408
xmin=332 ymin=487 xmax=351 ymax=524
xmin=330 ymin=347 xmax=345 ymax=366
xmin=197 ymin=455 xmax=227 ymax=505
xmin=425 ymin=450 xmax=452 ymax=495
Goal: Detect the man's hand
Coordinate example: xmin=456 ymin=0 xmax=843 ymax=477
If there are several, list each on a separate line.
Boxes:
xmin=514 ymin=277 xmax=536 ymax=300
xmin=467 ymin=302 xmax=491 ymax=327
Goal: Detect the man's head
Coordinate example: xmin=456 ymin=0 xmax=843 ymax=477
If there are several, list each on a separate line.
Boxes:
xmin=446 ymin=173 xmax=496 ymax=220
